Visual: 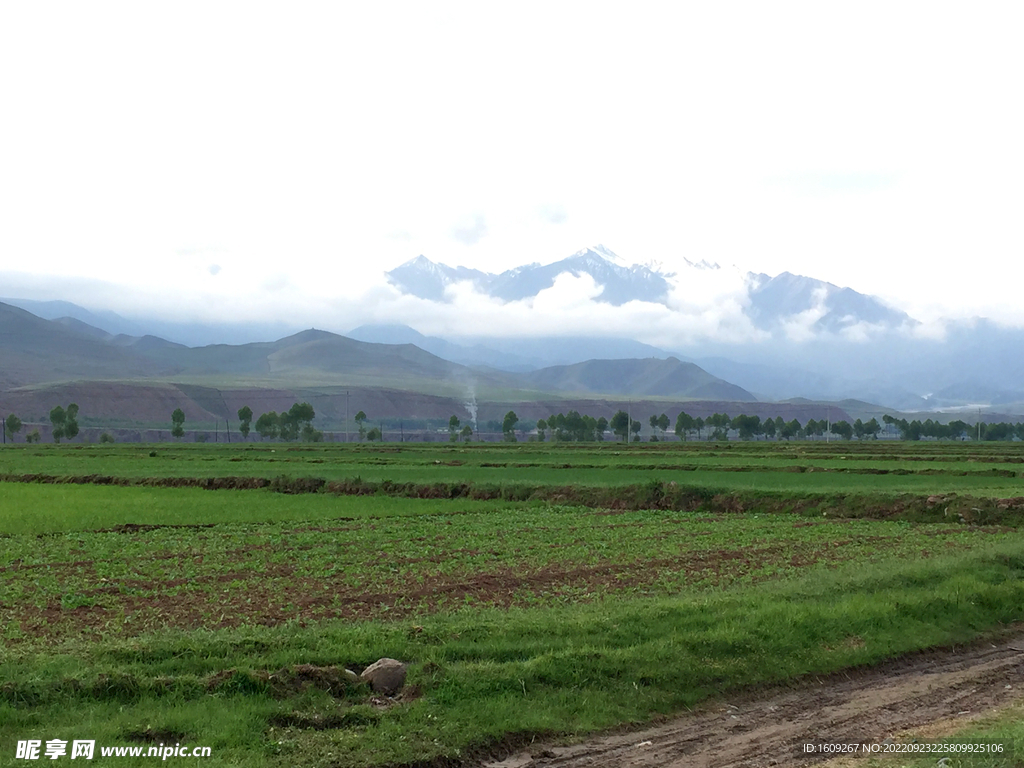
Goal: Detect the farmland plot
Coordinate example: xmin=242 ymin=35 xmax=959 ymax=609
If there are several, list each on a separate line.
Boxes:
xmin=2 ymin=442 xmax=1024 ymax=766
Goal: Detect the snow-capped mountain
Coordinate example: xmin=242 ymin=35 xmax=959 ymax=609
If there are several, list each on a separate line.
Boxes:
xmin=746 ymin=272 xmax=915 ymax=333
xmin=384 ymin=256 xmax=491 ymax=302
xmin=386 ymin=246 xmax=911 ymax=334
xmin=387 ymin=246 xmax=674 ymax=306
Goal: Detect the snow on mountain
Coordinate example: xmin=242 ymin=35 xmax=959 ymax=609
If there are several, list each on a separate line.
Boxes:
xmin=385 ymin=247 xmax=915 ymax=334
xmin=746 ymin=272 xmax=914 ymax=334
xmin=386 ymin=246 xmax=671 ymax=306
xmin=683 ymin=258 xmax=720 ymax=270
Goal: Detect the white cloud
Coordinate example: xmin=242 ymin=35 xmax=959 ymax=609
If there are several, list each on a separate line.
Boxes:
xmin=1 ymin=2 xmax=1023 ymax=329
xmin=779 ymin=287 xmax=829 ymax=343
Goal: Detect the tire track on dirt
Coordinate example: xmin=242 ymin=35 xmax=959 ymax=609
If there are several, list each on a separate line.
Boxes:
xmin=483 ymin=636 xmax=1024 ymax=768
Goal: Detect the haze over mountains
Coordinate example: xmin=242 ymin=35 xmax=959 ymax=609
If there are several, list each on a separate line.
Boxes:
xmin=4 ymin=245 xmax=1024 ymax=417
xmin=0 ymin=297 xmax=774 ymax=431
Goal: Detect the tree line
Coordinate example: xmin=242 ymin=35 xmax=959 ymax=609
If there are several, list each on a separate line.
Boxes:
xmin=5 ymin=404 xmax=1024 ymax=444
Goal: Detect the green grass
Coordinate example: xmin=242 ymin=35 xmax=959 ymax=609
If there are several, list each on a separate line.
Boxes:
xmin=856 ymin=700 xmax=1024 ymax=767
xmin=5 ymin=484 xmax=1018 ymax=645
xmin=3 ymin=441 xmax=1024 ymax=496
xmin=0 ymin=483 xmax=532 ymax=535
xmin=3 ymin=441 xmax=1024 ymax=766
xmin=2 ymin=542 xmax=1023 ymax=767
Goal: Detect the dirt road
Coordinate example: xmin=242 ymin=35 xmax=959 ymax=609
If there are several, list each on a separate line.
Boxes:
xmin=483 ymin=635 xmax=1024 ymax=768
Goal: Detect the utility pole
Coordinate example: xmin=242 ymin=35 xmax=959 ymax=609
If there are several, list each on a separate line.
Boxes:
xmin=346 ymin=391 xmax=350 ymax=443
xmin=978 ymin=408 xmax=982 ymax=442
xmin=826 ymin=405 xmax=831 ymax=443
xmin=225 ymin=419 xmax=230 ymax=443
xmin=400 ymin=421 xmax=404 ymax=443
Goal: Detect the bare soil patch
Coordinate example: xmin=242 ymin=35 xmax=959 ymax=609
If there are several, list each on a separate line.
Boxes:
xmin=9 ymin=546 xmax=812 ymax=642
xmin=482 ymin=635 xmax=1024 ymax=768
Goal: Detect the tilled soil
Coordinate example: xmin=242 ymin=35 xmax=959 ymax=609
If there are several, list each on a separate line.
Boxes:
xmin=483 ymin=635 xmax=1024 ymax=768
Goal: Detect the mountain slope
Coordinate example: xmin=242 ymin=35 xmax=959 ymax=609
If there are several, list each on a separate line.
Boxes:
xmin=746 ymin=272 xmax=913 ymax=332
xmin=0 ymin=301 xmax=169 ymax=386
xmin=523 ymin=357 xmax=757 ymax=401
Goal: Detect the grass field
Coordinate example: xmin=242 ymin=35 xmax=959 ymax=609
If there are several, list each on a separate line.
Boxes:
xmin=2 ymin=442 xmax=1024 ymax=766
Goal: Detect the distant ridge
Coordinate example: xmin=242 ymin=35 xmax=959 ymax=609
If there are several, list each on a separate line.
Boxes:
xmin=523 ymin=357 xmax=757 ymax=401
xmin=387 ymin=246 xmax=673 ymax=305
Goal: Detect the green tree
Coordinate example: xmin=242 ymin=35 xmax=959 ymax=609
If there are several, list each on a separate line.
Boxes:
xmin=237 ymin=405 xmax=253 ymax=440
xmin=731 ymin=414 xmax=761 ymax=440
xmin=25 ymin=429 xmax=41 ymax=444
xmin=631 ymin=419 xmax=642 ymax=442
xmin=171 ymin=408 xmax=185 ymax=439
xmin=763 ymin=417 xmax=776 ymax=440
xmin=535 ymin=418 xmax=548 ymax=442
xmin=707 ymin=412 xmax=730 ymax=441
xmin=502 ymin=411 xmax=519 ymax=442
xmin=803 ymin=418 xmax=819 ymax=440
xmin=5 ymin=414 xmax=22 ymax=442
xmin=366 ymin=426 xmax=382 ymax=442
xmin=449 ymin=415 xmax=460 ymax=442
xmin=831 ymin=420 xmax=854 ymax=440
xmin=49 ymin=406 xmax=66 ymax=443
xmin=947 ymin=419 xmax=969 ymax=440
xmin=255 ymin=412 xmax=279 ymax=440
xmin=64 ymin=404 xmax=80 ymax=442
xmin=547 ymin=411 xmax=601 ymax=442
xmin=99 ymin=432 xmax=115 ymax=443
xmin=355 ymin=411 xmax=367 ymax=441
xmin=610 ymin=410 xmax=630 ymax=442
xmin=460 ymin=424 xmax=473 ymax=442
xmin=649 ymin=413 xmax=669 ymax=441
xmin=675 ymin=411 xmax=695 ymax=441
xmin=781 ymin=419 xmax=801 ymax=440
xmin=279 ymin=402 xmax=316 ymax=442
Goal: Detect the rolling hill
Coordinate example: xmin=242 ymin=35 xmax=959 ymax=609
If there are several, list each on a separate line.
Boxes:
xmin=523 ymin=357 xmax=757 ymax=401
xmin=0 ymin=302 xmax=769 ymax=428
xmin=0 ymin=302 xmax=170 ymax=387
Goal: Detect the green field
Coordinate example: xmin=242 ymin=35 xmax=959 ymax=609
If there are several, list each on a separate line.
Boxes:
xmin=2 ymin=442 xmax=1024 ymax=766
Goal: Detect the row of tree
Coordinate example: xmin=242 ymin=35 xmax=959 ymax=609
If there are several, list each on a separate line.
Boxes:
xmin=2 ymin=405 xmax=79 ymax=443
xmin=447 ymin=411 xmax=521 ymax=442
xmin=672 ymin=412 xmax=883 ymax=441
xmin=8 ymin=403 xmax=1024 ymax=444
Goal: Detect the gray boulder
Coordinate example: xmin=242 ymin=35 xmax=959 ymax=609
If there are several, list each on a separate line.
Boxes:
xmin=360 ymin=658 xmax=407 ymax=695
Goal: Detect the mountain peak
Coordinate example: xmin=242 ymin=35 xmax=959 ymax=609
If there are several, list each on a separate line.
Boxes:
xmin=590 ymin=244 xmax=626 ymax=263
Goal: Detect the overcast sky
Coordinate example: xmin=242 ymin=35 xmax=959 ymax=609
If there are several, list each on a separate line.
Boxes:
xmin=1 ymin=2 xmax=1022 ymax=342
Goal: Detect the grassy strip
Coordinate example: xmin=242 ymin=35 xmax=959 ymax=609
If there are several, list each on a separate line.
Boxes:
xmin=3 ymin=472 xmax=1024 ymax=534
xmin=2 ymin=542 xmax=1024 ymax=767
xmin=6 ymin=442 xmax=1024 ymax=498
xmin=0 ymin=482 xmax=536 ymax=535
xmin=851 ymin=700 xmax=1024 ymax=767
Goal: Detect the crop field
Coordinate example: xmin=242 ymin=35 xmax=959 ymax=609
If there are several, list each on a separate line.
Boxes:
xmin=5 ymin=440 xmax=1024 ymax=495
xmin=2 ymin=442 xmax=1024 ymax=766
